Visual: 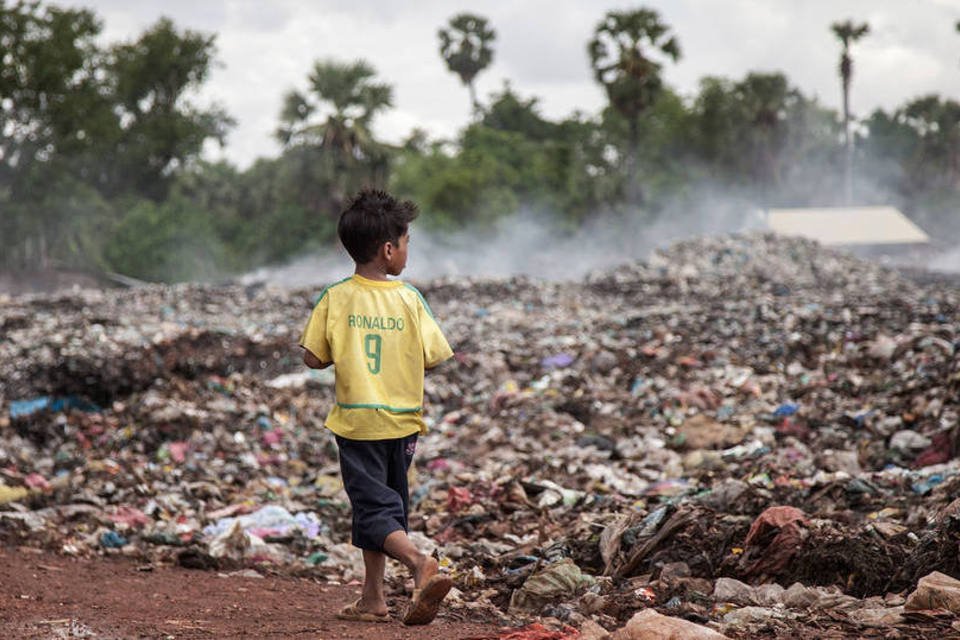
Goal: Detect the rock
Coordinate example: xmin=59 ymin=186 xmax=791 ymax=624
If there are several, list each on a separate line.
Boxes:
xmin=905 ymin=571 xmax=960 ymax=614
xmin=722 ymin=605 xmax=796 ymax=628
xmin=847 ymin=606 xmax=904 ymax=627
xmin=580 ymin=619 xmax=612 ymax=640
xmin=612 ymin=609 xmax=729 ymax=640
xmin=713 ymin=577 xmax=755 ymax=605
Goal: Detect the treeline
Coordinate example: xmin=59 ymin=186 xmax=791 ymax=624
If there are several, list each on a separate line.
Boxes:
xmin=2 ymin=2 xmax=959 ymax=281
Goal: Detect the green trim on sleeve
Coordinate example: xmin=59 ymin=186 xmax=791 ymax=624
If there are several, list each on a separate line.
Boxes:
xmin=336 ymin=402 xmax=422 ymax=413
xmin=403 ymin=283 xmax=436 ymax=320
xmin=313 ymin=276 xmax=352 ymax=306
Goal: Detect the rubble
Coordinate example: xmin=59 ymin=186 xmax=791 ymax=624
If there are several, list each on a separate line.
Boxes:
xmin=1 ymin=233 xmax=959 ymax=637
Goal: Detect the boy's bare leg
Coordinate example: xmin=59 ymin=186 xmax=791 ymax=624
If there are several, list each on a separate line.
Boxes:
xmin=358 ymin=549 xmax=388 ymax=615
xmin=382 ymin=530 xmax=438 ymax=589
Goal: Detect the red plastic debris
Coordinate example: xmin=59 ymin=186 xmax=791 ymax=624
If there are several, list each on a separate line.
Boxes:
xmin=108 ymin=505 xmax=151 ymax=529
xmin=168 ymin=441 xmax=189 ymax=463
xmin=24 ymin=473 xmax=51 ymax=491
xmin=446 ymin=486 xmax=474 ymax=513
xmin=498 ymin=623 xmax=580 ymax=639
xmin=742 ymin=505 xmax=807 ymax=577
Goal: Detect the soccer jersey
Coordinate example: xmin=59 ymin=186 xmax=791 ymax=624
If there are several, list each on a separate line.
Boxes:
xmin=299 ymin=274 xmax=454 ymax=440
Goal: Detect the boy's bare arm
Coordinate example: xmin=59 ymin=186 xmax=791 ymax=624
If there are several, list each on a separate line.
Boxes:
xmin=302 ymin=348 xmax=332 ymax=369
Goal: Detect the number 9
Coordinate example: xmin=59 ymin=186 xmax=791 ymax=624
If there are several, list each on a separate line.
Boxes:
xmin=365 ymin=334 xmax=382 ymax=374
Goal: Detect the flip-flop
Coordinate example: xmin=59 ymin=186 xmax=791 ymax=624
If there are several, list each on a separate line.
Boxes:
xmin=402 ymin=574 xmax=453 ymax=626
xmin=336 ymin=599 xmax=390 ymax=623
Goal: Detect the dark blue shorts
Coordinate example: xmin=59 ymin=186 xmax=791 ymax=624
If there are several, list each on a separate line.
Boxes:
xmin=335 ymin=433 xmax=418 ymax=551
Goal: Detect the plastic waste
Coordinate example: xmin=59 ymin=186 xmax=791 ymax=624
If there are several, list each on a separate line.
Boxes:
xmin=100 ymin=531 xmax=128 ymax=548
xmin=202 ymin=504 xmax=323 ymax=540
xmin=10 ymin=395 xmax=100 ymax=418
xmin=509 ymin=558 xmax=596 ymax=612
xmin=541 ymin=353 xmax=576 ymax=369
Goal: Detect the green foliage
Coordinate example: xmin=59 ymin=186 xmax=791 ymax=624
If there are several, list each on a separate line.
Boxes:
xmin=588 ymin=8 xmax=680 ymax=136
xmin=482 ymin=82 xmax=558 ymax=141
xmin=392 ymin=85 xmax=624 ymax=227
xmin=1 ymin=1 xmax=232 ymax=273
xmin=438 ymin=13 xmax=496 ymax=114
xmin=863 ymin=95 xmax=960 ymax=200
xmin=588 ymin=7 xmax=681 ymax=204
xmin=103 ymin=197 xmax=225 ymax=282
xmin=276 ymin=58 xmax=393 ymax=221
xmin=688 ymin=72 xmax=842 ymax=205
xmin=105 ymin=17 xmax=233 ymax=200
xmin=5 ymin=0 xmax=960 ymax=282
xmin=166 ymin=156 xmax=338 ymax=271
xmin=831 ymin=19 xmax=870 ymax=81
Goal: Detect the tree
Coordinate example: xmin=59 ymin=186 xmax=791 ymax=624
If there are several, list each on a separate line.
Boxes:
xmin=0 ymin=0 xmax=119 ymax=269
xmin=438 ymin=13 xmax=496 ymax=118
xmin=276 ymin=58 xmax=393 ymax=220
xmin=393 ymin=86 xmax=624 ymax=227
xmin=831 ymin=19 xmax=869 ymax=204
xmin=106 ymin=17 xmax=233 ymax=201
xmin=103 ymin=196 xmax=225 ymax=282
xmin=738 ymin=73 xmax=795 ymax=204
xmin=588 ymin=8 xmax=680 ymax=204
xmin=690 ymin=72 xmax=843 ymax=206
xmin=482 ymin=81 xmax=559 ymax=141
xmin=863 ymin=96 xmax=960 ymax=237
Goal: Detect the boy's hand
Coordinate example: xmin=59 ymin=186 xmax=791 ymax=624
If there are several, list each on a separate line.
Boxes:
xmin=302 ymin=348 xmax=332 ymax=369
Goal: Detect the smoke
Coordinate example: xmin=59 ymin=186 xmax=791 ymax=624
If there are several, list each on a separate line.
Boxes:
xmin=930 ymin=246 xmax=960 ymax=273
xmin=240 ymin=186 xmax=760 ymax=289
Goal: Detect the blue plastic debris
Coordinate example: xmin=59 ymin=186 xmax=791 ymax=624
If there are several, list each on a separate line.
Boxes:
xmin=10 ymin=396 xmax=100 ymax=419
xmin=773 ymin=402 xmax=800 ymax=418
xmin=911 ymin=474 xmax=945 ymax=496
xmin=100 ymin=531 xmax=128 ymax=548
xmin=9 ymin=397 xmax=51 ymax=419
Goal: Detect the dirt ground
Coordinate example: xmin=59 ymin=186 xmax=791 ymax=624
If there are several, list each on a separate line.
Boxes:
xmin=0 ymin=546 xmax=504 ymax=639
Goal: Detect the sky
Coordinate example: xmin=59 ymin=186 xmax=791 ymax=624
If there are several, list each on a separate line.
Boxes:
xmin=57 ymin=0 xmax=960 ymax=171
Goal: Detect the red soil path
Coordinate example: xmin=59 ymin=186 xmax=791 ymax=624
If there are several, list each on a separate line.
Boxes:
xmin=0 ymin=546 xmax=504 ymax=639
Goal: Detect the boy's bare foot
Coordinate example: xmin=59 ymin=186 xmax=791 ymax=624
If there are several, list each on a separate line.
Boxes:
xmin=336 ymin=598 xmax=389 ymax=622
xmin=412 ymin=556 xmax=440 ymax=591
xmin=402 ymin=573 xmax=453 ymax=625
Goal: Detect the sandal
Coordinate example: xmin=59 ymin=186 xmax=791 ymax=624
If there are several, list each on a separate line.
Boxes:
xmin=402 ymin=574 xmax=453 ymax=625
xmin=336 ymin=599 xmax=390 ymax=623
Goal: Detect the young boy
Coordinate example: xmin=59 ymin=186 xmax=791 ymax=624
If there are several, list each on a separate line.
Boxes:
xmin=299 ymin=189 xmax=454 ymax=625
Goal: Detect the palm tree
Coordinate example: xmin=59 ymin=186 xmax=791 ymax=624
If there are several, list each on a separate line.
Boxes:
xmin=736 ymin=73 xmax=800 ymax=208
xmin=901 ymin=95 xmax=960 ymax=190
xmin=438 ymin=13 xmax=496 ymax=118
xmin=831 ymin=19 xmax=869 ymax=204
xmin=276 ymin=59 xmax=393 ymax=216
xmin=588 ymin=8 xmax=680 ymax=204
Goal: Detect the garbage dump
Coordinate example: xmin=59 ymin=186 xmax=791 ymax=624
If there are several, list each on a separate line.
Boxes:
xmin=1 ymin=233 xmax=958 ymax=638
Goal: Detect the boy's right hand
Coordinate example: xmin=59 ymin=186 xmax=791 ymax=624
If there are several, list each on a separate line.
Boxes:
xmin=302 ymin=348 xmax=332 ymax=369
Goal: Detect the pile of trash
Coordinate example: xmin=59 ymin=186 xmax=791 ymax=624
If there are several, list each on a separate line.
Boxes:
xmin=1 ymin=233 xmax=959 ymax=638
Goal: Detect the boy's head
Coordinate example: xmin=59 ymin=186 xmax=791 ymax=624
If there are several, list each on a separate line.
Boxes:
xmin=338 ymin=189 xmax=419 ymax=270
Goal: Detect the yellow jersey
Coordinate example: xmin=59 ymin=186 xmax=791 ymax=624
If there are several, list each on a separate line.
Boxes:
xmin=299 ymin=274 xmax=454 ymax=440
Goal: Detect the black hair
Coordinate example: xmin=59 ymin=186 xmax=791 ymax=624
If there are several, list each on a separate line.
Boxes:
xmin=337 ymin=189 xmax=419 ymax=264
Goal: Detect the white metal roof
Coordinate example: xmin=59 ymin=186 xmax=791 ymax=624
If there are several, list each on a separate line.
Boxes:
xmin=766 ymin=206 xmax=930 ymax=245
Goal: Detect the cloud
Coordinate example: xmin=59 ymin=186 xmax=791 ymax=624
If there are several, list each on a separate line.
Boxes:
xmin=56 ymin=0 xmax=960 ymax=168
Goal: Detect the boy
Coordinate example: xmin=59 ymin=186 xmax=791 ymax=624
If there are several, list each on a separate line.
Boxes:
xmin=299 ymin=189 xmax=454 ymax=625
